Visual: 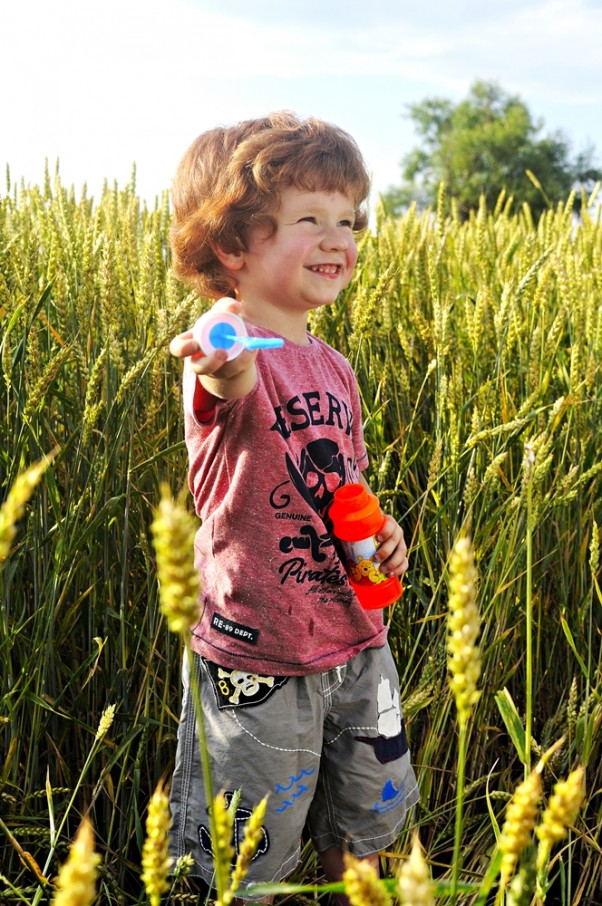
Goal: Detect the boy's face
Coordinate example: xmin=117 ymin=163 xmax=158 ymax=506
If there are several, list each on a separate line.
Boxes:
xmin=231 ymin=187 xmax=359 ymax=319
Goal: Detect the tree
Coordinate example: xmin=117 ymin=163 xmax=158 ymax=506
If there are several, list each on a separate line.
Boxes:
xmin=383 ymin=80 xmax=601 ymax=218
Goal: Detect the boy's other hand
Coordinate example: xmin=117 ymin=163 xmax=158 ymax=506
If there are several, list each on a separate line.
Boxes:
xmin=375 ymin=515 xmax=409 ymax=579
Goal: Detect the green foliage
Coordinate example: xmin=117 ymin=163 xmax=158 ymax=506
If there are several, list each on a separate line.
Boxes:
xmin=0 ymin=166 xmax=199 ymax=903
xmin=1 ymin=170 xmax=601 ymax=904
xmin=383 ymin=80 xmax=602 ymax=219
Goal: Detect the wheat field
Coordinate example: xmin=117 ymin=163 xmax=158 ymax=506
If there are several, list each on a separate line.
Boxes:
xmin=1 ymin=168 xmax=600 ymax=904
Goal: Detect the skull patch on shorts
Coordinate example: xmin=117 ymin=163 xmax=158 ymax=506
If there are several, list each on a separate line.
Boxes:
xmin=203 ymin=659 xmax=289 ymax=709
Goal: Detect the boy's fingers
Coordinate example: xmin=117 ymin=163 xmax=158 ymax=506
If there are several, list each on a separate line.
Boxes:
xmin=214 ymin=297 xmax=242 ymax=315
xmin=190 ymin=349 xmax=229 ymax=374
xmin=169 ymin=331 xmax=197 ymax=358
xmin=375 ymin=519 xmax=408 ymax=575
xmin=379 ymin=544 xmax=407 ymax=566
xmin=169 ymin=332 xmax=232 ymax=371
xmin=380 ymin=550 xmax=409 ymax=578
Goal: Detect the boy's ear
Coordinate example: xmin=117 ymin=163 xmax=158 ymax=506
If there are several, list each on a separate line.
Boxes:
xmin=212 ymin=244 xmax=245 ymax=272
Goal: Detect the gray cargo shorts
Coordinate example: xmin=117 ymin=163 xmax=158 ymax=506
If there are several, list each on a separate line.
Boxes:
xmin=169 ymin=644 xmax=419 ymax=895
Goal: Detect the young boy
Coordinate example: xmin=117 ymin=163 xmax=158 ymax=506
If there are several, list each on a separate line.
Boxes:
xmin=168 ymin=111 xmax=419 ymax=899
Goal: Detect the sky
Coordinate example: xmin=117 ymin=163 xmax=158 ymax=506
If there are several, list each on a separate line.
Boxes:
xmin=2 ymin=0 xmax=602 ymax=210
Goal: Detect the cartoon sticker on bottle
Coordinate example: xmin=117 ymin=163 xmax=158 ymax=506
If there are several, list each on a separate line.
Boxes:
xmin=340 ymin=537 xmax=387 ymax=586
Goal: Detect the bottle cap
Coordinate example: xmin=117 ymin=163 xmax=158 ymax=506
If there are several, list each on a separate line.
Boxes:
xmin=329 ymin=483 xmax=384 ymax=541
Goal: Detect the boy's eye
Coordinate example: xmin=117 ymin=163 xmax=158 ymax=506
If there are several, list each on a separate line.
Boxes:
xmin=298 ymin=216 xmax=317 ymax=224
xmin=339 ymin=219 xmax=354 ymax=228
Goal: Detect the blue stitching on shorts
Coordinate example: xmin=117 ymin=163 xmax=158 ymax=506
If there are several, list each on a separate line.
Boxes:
xmin=274 ymin=769 xmax=317 ymax=793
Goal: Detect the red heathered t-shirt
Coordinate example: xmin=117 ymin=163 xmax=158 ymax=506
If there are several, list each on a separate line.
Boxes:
xmin=183 ymin=324 xmax=388 ymax=675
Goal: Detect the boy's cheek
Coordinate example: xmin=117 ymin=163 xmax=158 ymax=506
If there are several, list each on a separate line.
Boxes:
xmin=344 ymin=252 xmax=359 ymax=284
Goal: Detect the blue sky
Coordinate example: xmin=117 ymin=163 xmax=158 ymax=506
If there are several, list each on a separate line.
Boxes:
xmin=2 ymin=0 xmax=601 ymax=209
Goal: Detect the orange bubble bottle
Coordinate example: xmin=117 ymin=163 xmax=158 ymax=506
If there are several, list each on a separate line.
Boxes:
xmin=329 ymin=483 xmax=403 ymax=610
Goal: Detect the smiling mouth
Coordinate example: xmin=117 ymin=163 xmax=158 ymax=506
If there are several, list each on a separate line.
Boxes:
xmin=308 ymin=265 xmax=342 ymax=276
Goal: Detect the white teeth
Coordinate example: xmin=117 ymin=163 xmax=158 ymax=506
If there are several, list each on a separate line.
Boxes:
xmin=311 ymin=265 xmax=339 ymax=274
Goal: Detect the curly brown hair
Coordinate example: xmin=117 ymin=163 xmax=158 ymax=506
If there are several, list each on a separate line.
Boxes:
xmin=169 ymin=111 xmax=371 ymax=299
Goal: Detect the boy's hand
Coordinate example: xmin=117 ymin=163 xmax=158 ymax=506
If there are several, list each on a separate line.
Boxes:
xmin=375 ymin=514 xmax=409 ymax=579
xmin=169 ymin=300 xmax=255 ymax=376
xmin=169 ymin=300 xmax=258 ymax=398
xmin=169 ymin=330 xmax=257 ymax=379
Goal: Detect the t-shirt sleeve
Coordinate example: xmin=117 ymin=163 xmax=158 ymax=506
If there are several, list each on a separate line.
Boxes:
xmin=192 ymin=376 xmax=218 ymax=424
xmin=183 ymin=361 xmax=219 ymax=425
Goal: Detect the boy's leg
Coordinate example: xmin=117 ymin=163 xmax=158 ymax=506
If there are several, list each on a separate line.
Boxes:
xmin=169 ymin=653 xmax=327 ymax=896
xmin=307 ymin=645 xmax=419 ymax=873
xmin=319 ymin=846 xmax=380 ymax=906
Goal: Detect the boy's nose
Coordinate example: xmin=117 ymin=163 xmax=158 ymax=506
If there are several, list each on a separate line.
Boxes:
xmin=320 ymin=227 xmax=349 ymax=250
